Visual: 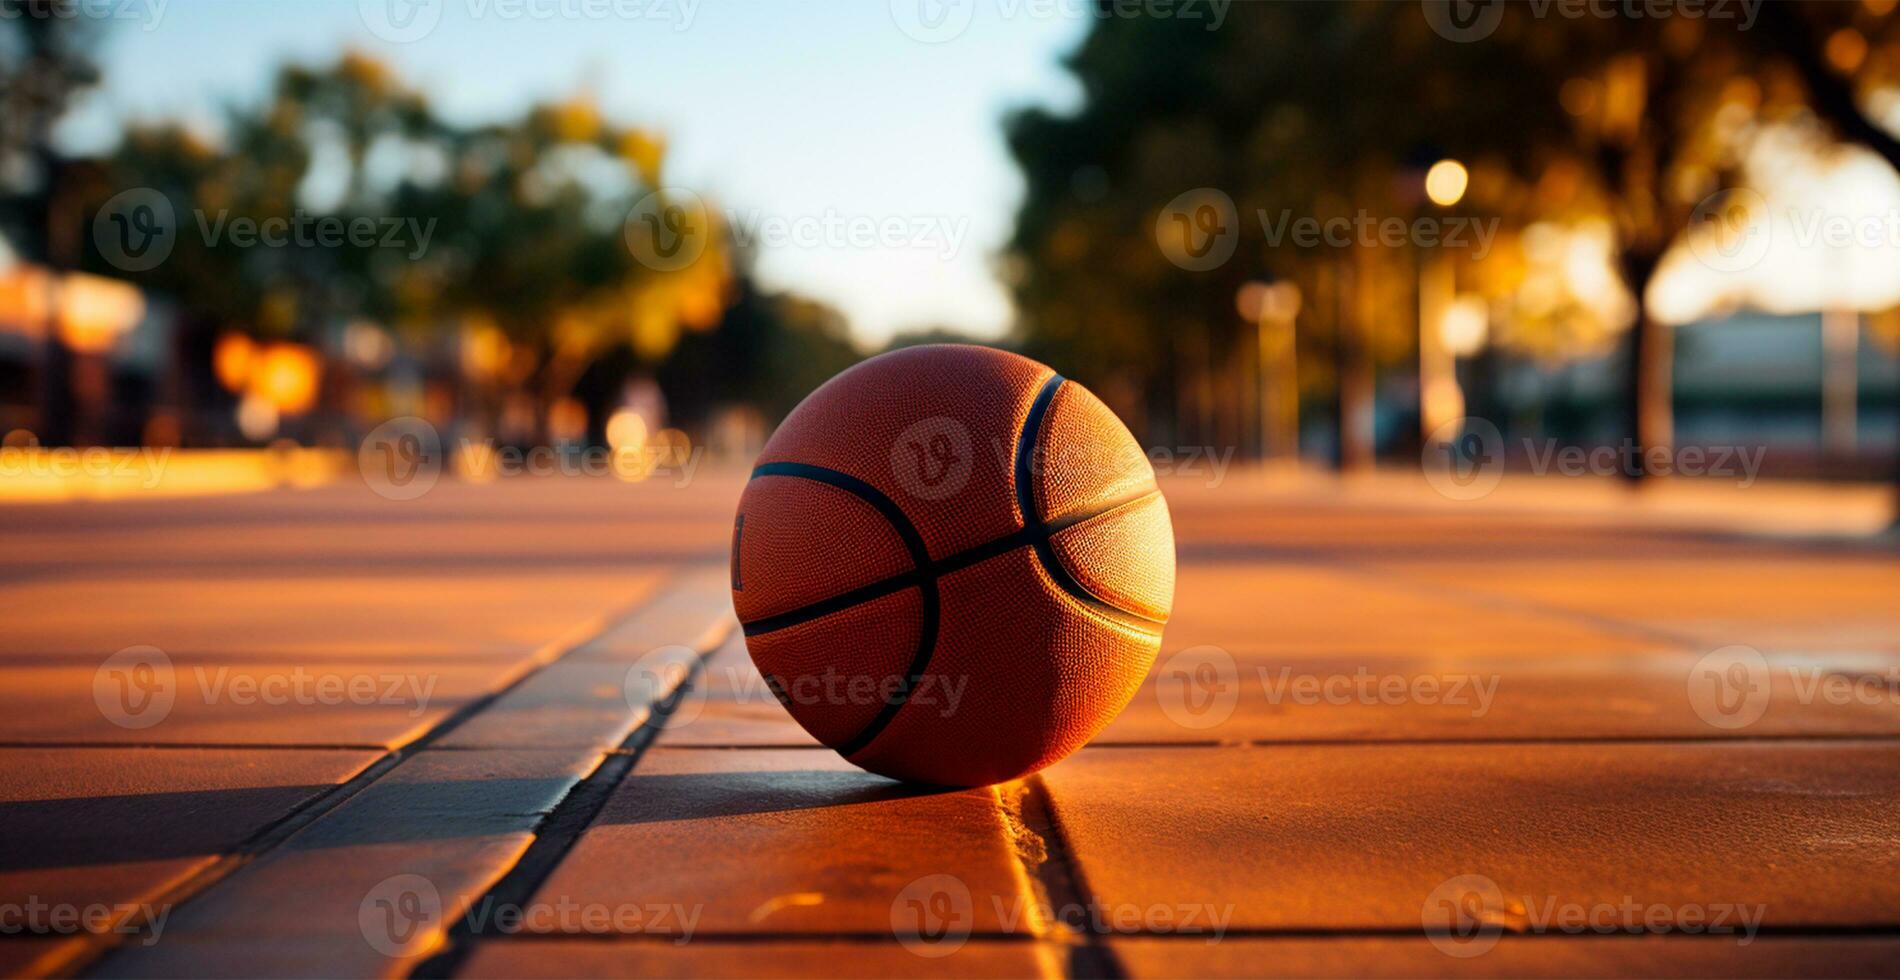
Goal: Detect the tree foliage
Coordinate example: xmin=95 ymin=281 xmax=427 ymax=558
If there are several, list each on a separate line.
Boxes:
xmin=1007 ymin=1 xmax=1900 ymax=468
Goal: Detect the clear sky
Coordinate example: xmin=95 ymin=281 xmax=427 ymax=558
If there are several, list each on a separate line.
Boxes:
xmin=63 ymin=0 xmax=1091 ymax=345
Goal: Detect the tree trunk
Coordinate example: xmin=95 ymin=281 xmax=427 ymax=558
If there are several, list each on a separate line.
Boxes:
xmin=1417 ymin=247 xmax=1457 ymax=448
xmin=1335 ymin=252 xmax=1375 ymax=472
xmin=1755 ymin=0 xmax=1900 ymax=520
xmin=1618 ymin=250 xmax=1669 ymax=482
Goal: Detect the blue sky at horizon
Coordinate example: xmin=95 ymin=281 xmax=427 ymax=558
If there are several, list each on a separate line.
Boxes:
xmin=61 ymin=0 xmax=1092 ymax=345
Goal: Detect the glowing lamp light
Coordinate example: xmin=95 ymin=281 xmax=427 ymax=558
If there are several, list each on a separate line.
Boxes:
xmin=461 ymin=323 xmax=512 ymax=380
xmin=214 ymin=333 xmax=256 ymax=393
xmin=607 ymin=409 xmax=651 ymax=481
xmin=1826 ymin=28 xmax=1868 ymax=73
xmin=236 ymin=392 xmax=280 ymax=442
xmin=1235 ymin=281 xmax=1302 ymax=323
xmin=55 ymin=272 xmax=145 ymax=354
xmin=343 ymin=320 xmax=395 ymax=370
xmin=252 ymin=344 xmax=322 ymax=415
xmin=0 ymin=266 xmax=53 ymax=339
xmin=1261 ymin=282 xmax=1302 ymax=321
xmin=1235 ymin=282 xmax=1270 ymax=322
xmin=1440 ymin=294 xmax=1490 ymax=357
xmin=605 ymin=409 xmax=649 ymax=454
xmin=1422 ymin=377 xmax=1466 ymax=429
xmin=1425 ymin=159 xmax=1469 ymax=207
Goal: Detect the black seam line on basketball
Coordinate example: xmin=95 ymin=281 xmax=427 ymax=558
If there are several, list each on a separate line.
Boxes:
xmin=750 ymin=461 xmax=932 ymax=565
xmin=745 ymin=461 xmax=939 ymax=759
xmin=737 ymin=485 xmax=1163 ymax=638
xmin=1013 ymin=372 xmax=1064 ymax=531
xmin=1016 ymin=373 xmax=1169 ymax=630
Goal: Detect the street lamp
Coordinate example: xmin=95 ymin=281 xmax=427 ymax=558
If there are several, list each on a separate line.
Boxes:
xmin=1237 ymin=280 xmax=1302 ymax=464
xmin=1425 ymin=159 xmax=1469 ymax=208
xmin=1420 ymin=159 xmax=1474 ymax=447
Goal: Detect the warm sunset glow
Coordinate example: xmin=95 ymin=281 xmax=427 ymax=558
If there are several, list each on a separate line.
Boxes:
xmin=1649 ymin=131 xmax=1900 ymax=323
xmin=7 ymin=12 xmax=1898 ymax=980
xmin=0 ymin=449 xmax=351 ymax=502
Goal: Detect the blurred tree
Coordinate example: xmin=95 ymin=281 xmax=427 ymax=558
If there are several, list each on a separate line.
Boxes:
xmin=1005 ymin=3 xmax=1567 ymax=460
xmin=1 ymin=0 xmax=101 ymax=444
xmin=76 ymin=53 xmax=739 ymax=444
xmin=0 ymin=0 xmax=100 ymax=258
xmin=1521 ymin=11 xmax=1793 ymax=479
xmin=1514 ymin=2 xmax=1900 ymax=485
xmin=1009 ymin=1 xmax=1900 ymax=490
xmin=1751 ymin=1 xmax=1900 ymax=510
xmin=657 ymin=271 xmax=860 ymax=428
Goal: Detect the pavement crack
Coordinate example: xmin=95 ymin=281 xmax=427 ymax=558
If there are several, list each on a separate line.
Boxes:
xmin=406 ymin=638 xmax=717 ymax=979
xmin=994 ymin=781 xmax=1058 ymax=939
xmin=54 ymin=587 xmax=666 ymax=979
xmin=996 ymin=775 xmax=1125 ymax=979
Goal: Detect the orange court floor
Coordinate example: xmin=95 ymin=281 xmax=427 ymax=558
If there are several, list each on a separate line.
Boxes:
xmin=1 ymin=467 xmax=1897 ymax=978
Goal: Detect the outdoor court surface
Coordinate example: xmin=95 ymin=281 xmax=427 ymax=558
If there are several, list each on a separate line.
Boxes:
xmin=3 ymin=468 xmax=1899 ymax=978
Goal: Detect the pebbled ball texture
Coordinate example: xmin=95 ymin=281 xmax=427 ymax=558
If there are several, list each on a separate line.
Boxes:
xmin=729 ymin=344 xmax=1175 ymax=787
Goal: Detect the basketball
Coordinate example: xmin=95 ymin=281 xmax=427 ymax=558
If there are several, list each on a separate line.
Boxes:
xmin=729 ymin=344 xmax=1175 ymax=786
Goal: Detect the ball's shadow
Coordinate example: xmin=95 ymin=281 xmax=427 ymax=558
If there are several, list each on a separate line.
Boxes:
xmin=597 ymin=767 xmax=970 ymax=827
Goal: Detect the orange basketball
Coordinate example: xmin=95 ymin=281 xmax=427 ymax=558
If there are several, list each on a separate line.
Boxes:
xmin=730 ymin=345 xmax=1174 ymax=786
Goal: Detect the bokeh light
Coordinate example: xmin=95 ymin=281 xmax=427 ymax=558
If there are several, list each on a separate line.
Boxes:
xmin=1424 ymin=159 xmax=1469 ymax=207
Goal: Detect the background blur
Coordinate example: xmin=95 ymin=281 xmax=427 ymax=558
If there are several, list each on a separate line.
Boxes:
xmin=2 ymin=0 xmax=1898 ymax=505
